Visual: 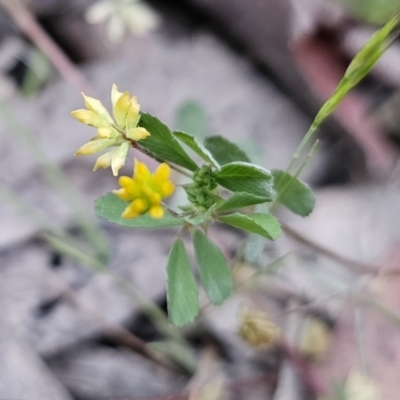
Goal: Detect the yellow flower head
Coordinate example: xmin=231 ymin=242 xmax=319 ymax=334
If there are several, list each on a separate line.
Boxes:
xmin=71 ymin=85 xmax=150 ymax=176
xmin=238 ymin=307 xmax=281 ymax=349
xmin=113 ymin=159 xmax=175 ymax=219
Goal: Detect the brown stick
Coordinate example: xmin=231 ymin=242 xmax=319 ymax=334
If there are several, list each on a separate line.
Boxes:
xmin=0 ymin=0 xmax=94 ymax=94
xmin=281 ymin=222 xmax=400 ymax=276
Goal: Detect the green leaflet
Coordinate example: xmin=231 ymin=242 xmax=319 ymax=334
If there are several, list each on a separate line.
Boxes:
xmin=173 ymin=131 xmax=219 ymax=167
xmin=215 ymin=162 xmax=275 ymax=199
xmin=272 ymin=170 xmax=315 ymax=217
xmin=203 ymin=135 xmax=251 ymax=166
xmin=139 ymin=113 xmax=198 ymax=171
xmin=217 ymin=212 xmax=282 ymax=240
xmin=192 ymin=229 xmax=233 ymax=305
xmin=215 ymin=192 xmax=269 ymax=212
xmin=166 ymin=239 xmax=199 ymax=326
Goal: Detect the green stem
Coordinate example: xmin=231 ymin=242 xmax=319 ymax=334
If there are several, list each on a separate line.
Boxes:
xmin=44 ymin=234 xmax=105 ymax=270
xmin=287 ymin=125 xmax=318 ymax=174
xmin=294 ymin=139 xmax=320 ymax=178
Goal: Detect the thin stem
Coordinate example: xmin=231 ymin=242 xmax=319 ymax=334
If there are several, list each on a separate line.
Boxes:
xmin=294 ymin=140 xmax=320 ymax=178
xmin=162 ymin=203 xmax=191 ymax=219
xmin=0 ymin=101 xmax=110 ymax=261
xmin=287 ymin=125 xmax=318 ymax=174
xmin=354 ymin=309 xmax=367 ymax=376
xmin=45 ymin=267 xmax=182 ymax=374
xmin=44 ymin=234 xmax=106 ymax=271
xmin=281 ymin=222 xmax=393 ymax=275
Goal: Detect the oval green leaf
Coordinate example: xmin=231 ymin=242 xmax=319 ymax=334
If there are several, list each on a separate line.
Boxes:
xmin=272 ymin=169 xmax=315 ymax=217
xmin=203 ymin=135 xmax=250 ymax=166
xmin=173 ymin=131 xmax=219 ymax=168
xmin=95 ymin=193 xmax=184 ymax=228
xmin=192 ymin=229 xmax=233 ymax=305
xmin=216 ymin=162 xmax=275 ymax=199
xmin=216 ymin=192 xmax=270 ymax=212
xmin=139 ymin=113 xmax=198 ymax=171
xmin=167 ymin=239 xmax=200 ymax=326
xmin=217 ymin=212 xmax=281 ymax=240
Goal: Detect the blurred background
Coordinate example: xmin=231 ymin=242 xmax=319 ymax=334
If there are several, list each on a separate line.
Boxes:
xmin=1 ymin=0 xmax=400 ymax=399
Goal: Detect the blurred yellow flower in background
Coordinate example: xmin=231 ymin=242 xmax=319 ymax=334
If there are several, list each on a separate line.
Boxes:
xmin=85 ymin=0 xmax=160 ymax=43
xmin=114 ymin=159 xmax=175 ymax=219
xmin=71 ymin=85 xmax=150 ymax=176
xmin=238 ymin=307 xmax=281 ymax=348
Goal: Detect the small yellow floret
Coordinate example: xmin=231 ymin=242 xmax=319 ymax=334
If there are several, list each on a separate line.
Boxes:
xmin=114 ymin=159 xmax=175 ymax=219
xmin=149 ymin=205 xmax=164 ymax=218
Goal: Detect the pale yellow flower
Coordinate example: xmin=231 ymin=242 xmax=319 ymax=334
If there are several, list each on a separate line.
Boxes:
xmin=238 ymin=307 xmax=281 ymax=348
xmin=299 ymin=317 xmax=331 ymax=361
xmin=114 ymin=159 xmax=175 ymax=219
xmin=85 ymin=0 xmax=160 ymax=43
xmin=71 ymin=85 xmax=150 ymax=176
xmin=345 ymin=370 xmax=380 ymax=400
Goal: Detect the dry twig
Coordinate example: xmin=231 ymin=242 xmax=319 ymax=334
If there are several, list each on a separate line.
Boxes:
xmin=0 ymin=0 xmax=93 ymax=93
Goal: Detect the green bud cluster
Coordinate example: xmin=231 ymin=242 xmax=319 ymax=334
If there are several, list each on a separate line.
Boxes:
xmin=185 ymin=165 xmax=219 ymax=209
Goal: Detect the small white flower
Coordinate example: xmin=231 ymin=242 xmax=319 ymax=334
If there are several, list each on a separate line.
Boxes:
xmin=85 ymin=0 xmax=160 ymax=43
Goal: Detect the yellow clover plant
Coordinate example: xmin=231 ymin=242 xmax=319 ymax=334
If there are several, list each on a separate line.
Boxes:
xmin=71 ymin=84 xmax=150 ymax=176
xmin=70 ymin=19 xmax=398 ymax=327
xmin=70 ymin=83 xmax=316 ymax=326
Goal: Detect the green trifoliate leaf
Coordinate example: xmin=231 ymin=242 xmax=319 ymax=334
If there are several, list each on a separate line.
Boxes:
xmin=203 ymin=135 xmax=251 ymax=166
xmin=176 ymin=101 xmax=207 ymax=139
xmin=216 ymin=192 xmax=270 ymax=212
xmin=215 ymin=162 xmax=275 ymax=199
xmin=192 ymin=229 xmax=233 ymax=305
xmin=139 ymin=113 xmax=198 ymax=171
xmin=166 ymin=239 xmax=200 ymax=326
xmin=95 ymin=193 xmax=184 ymax=228
xmin=272 ymin=170 xmax=315 ymax=217
xmin=217 ymin=213 xmax=281 ymax=240
xmin=173 ymin=131 xmax=219 ymax=168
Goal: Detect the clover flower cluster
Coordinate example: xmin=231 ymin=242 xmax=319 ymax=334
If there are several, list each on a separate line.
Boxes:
xmin=184 ymin=165 xmax=219 ymax=209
